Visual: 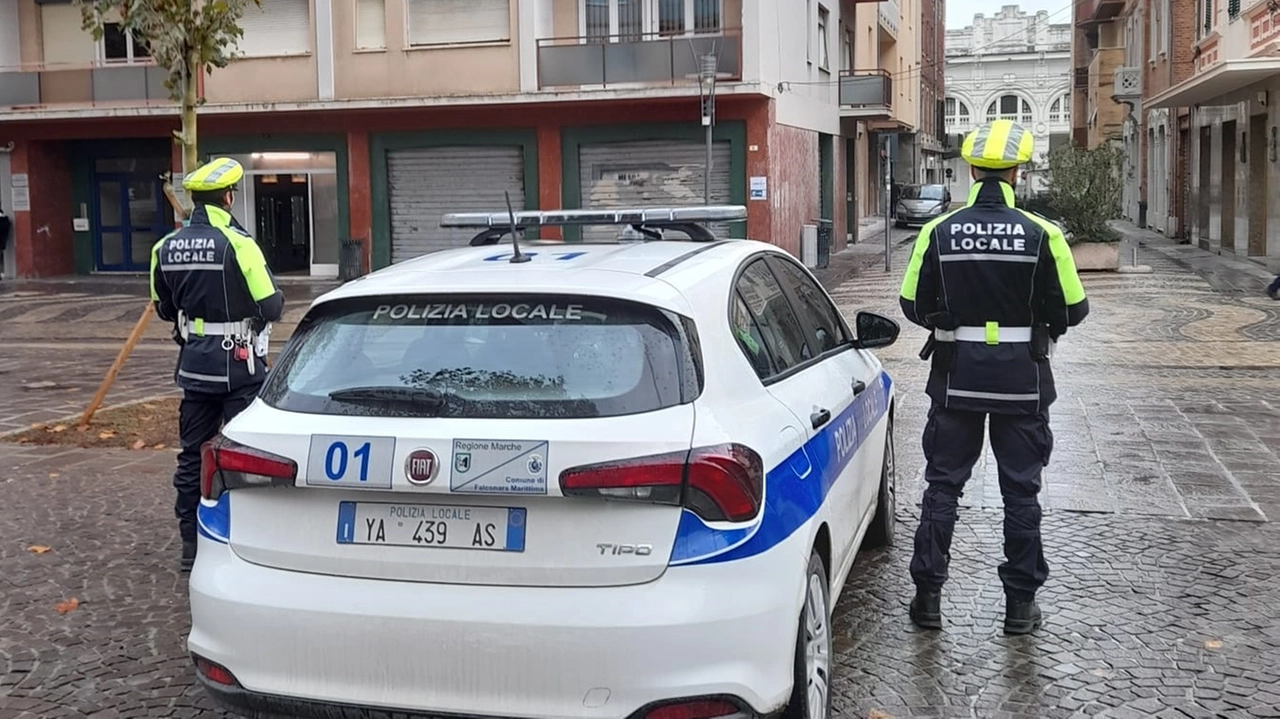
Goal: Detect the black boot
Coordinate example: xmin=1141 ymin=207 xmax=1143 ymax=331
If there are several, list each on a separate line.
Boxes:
xmin=181 ymin=539 xmax=197 ymax=572
xmin=1004 ymin=596 xmax=1042 ymax=635
xmin=909 ymin=590 xmax=942 ymax=629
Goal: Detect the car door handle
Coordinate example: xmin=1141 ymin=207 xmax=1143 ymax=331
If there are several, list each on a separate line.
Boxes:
xmin=811 ymin=408 xmax=832 ymax=429
xmin=852 ymin=379 xmax=867 ymax=395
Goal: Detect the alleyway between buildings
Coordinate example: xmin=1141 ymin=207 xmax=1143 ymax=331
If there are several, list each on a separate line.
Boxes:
xmin=1 ymin=224 xmax=1278 ymax=718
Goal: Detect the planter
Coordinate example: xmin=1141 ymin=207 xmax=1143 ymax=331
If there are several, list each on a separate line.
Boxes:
xmin=1070 ymin=241 xmax=1121 ymax=272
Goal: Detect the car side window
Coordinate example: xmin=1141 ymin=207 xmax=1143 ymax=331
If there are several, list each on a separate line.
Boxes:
xmin=769 ymin=257 xmax=849 ymax=355
xmin=734 ymin=259 xmax=813 ymax=374
xmin=731 ymin=291 xmax=775 ymax=379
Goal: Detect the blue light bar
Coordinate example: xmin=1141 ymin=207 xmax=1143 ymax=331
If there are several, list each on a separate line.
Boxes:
xmin=440 ymin=205 xmax=748 ymax=229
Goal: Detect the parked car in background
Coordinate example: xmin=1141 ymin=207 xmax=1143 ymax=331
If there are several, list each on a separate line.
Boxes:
xmin=893 ymin=184 xmax=952 ymax=228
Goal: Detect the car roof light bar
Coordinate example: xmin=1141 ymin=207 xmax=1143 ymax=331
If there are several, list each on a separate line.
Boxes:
xmin=440 ymin=205 xmax=748 ymax=229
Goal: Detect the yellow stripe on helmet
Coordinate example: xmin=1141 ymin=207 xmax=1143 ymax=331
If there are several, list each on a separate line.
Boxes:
xmin=182 ymin=157 xmax=244 ymax=192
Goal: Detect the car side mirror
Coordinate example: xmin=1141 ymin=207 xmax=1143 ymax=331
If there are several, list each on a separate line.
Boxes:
xmin=853 ymin=311 xmax=899 ymax=349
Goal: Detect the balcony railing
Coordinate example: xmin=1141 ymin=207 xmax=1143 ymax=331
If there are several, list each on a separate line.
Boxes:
xmin=1112 ymin=66 xmax=1142 ymax=102
xmin=537 ymin=28 xmax=742 ymax=90
xmin=878 ymin=0 xmax=900 ymax=39
xmin=0 ymin=62 xmax=172 ymax=110
xmin=839 ymin=69 xmax=892 ymax=119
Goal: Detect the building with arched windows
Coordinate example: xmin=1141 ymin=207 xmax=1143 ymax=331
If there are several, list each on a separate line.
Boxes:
xmin=942 ymin=5 xmax=1072 ymax=199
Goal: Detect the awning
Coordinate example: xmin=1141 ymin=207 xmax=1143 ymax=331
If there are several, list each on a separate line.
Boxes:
xmin=1147 ymin=57 xmax=1280 ymax=108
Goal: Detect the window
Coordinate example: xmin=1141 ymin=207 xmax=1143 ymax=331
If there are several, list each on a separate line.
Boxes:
xmin=586 ymin=0 xmax=719 ymax=40
xmin=260 ymin=294 xmax=698 ymax=419
xmin=841 ymin=27 xmax=853 ymax=71
xmin=985 ymin=94 xmax=1032 ymax=124
xmin=101 ymin=22 xmax=150 ymax=63
xmin=944 ymin=96 xmax=971 ymax=128
xmin=236 ymin=0 xmax=311 ymax=57
xmin=734 ymin=259 xmax=813 ymax=375
xmin=732 ymin=292 xmax=775 ymax=379
xmin=408 ymin=0 xmax=510 ymax=47
xmin=1229 ymin=0 xmax=1240 ymax=20
xmin=806 ymin=0 xmax=813 ymax=63
xmin=817 ymin=5 xmax=830 ymax=70
xmin=1049 ymin=94 xmax=1070 ymax=124
xmin=769 ymin=257 xmax=848 ymax=355
xmin=356 ymin=0 xmax=387 ymax=50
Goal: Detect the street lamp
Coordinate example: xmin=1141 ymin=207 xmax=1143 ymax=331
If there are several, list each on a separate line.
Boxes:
xmin=697 ymin=53 xmax=718 ymax=205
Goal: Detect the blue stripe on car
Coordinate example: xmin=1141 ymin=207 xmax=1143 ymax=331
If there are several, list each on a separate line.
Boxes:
xmin=198 ymin=493 xmax=231 ymax=544
xmin=670 ymin=370 xmax=893 ymax=566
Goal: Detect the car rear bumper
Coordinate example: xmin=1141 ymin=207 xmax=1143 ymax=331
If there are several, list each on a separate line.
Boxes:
xmin=187 ymin=537 xmax=804 ymax=719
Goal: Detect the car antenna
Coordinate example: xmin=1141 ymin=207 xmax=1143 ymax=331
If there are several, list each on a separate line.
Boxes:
xmin=505 ymin=190 xmax=530 ymax=264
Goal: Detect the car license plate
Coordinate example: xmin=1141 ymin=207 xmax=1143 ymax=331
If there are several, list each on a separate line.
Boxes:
xmin=336 ymin=501 xmax=526 ymax=552
xmin=306 ymin=435 xmax=397 ymax=489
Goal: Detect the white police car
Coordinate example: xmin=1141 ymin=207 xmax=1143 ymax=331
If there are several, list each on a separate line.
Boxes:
xmin=190 ymin=205 xmax=901 ymax=719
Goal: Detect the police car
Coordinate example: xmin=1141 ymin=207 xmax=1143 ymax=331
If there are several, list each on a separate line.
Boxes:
xmin=189 ymin=205 xmax=901 ymax=719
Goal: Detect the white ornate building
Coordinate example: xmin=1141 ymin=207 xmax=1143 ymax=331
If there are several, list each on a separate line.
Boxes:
xmin=943 ymin=5 xmax=1072 ymax=198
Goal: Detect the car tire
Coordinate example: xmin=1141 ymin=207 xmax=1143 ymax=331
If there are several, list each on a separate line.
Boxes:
xmin=863 ymin=420 xmax=896 ymax=549
xmin=783 ymin=551 xmax=833 ymax=719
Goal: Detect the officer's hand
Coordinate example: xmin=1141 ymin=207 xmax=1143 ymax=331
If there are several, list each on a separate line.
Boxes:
xmin=170 ymin=327 xmax=185 ymax=346
xmin=249 ymin=318 xmax=267 ymax=332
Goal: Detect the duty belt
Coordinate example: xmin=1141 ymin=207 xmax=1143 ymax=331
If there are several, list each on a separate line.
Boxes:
xmin=176 ymin=311 xmax=269 ymax=375
xmin=934 ymin=324 xmax=1033 ymax=344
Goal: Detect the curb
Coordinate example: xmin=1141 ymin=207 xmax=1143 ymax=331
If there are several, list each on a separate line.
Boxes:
xmin=0 ymin=393 xmax=182 ymax=441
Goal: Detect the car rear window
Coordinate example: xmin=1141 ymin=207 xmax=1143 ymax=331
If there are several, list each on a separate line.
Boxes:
xmin=258 ymin=294 xmax=701 ymax=419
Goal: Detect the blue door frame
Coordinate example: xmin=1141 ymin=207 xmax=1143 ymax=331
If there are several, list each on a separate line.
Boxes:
xmin=92 ymin=172 xmax=170 ymax=272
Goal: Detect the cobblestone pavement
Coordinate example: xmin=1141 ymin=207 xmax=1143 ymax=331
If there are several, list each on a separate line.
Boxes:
xmin=1 ymin=231 xmax=1279 ymax=719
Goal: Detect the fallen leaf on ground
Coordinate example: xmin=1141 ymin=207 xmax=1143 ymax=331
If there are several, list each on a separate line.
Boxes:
xmin=50 ymin=425 xmax=67 ymax=433
xmin=76 ymin=425 xmax=90 ymax=432
xmin=98 ymin=431 xmax=116 ymax=439
xmin=131 ymin=439 xmax=147 ymax=450
xmin=153 ymin=443 xmax=166 ymax=450
xmin=47 ymin=472 xmax=60 ymax=478
xmin=868 ymin=711 xmax=896 ymax=719
xmin=139 ymin=416 xmax=153 ymax=422
xmin=1205 ymin=639 xmax=1224 ymax=650
xmin=54 ymin=597 xmax=79 ymax=614
xmin=30 ymin=422 xmax=44 ymax=429
xmin=27 ymin=545 xmax=52 ymax=554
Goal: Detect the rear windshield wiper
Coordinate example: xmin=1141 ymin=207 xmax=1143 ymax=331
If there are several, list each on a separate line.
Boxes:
xmin=328 ymin=386 xmax=449 ymax=406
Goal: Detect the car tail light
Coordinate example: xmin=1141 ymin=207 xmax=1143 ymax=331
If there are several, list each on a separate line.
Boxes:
xmin=559 ymin=443 xmax=763 ymax=523
xmin=645 ymin=698 xmax=745 ymax=719
xmin=193 ymin=655 xmax=241 ymax=687
xmin=200 ymin=435 xmax=297 ymax=501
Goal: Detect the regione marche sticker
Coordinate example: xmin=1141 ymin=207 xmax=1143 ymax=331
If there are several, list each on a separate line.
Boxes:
xmin=450 ymin=439 xmax=549 ymax=495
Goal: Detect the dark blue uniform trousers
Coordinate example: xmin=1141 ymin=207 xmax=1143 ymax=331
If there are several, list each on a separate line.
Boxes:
xmin=174 ymin=383 xmax=260 ymax=543
xmin=909 ymin=405 xmax=1053 ymax=600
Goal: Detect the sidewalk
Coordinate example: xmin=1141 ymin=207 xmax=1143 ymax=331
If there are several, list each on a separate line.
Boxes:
xmin=1109 ymin=220 xmax=1278 ymax=295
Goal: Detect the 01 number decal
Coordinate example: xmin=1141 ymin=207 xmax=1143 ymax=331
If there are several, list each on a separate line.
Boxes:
xmin=325 ymin=441 xmax=373 ymax=482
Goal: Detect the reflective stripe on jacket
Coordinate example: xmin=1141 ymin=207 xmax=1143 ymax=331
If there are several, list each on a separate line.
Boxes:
xmin=898 ymin=178 xmax=1089 ymax=414
xmin=150 ymin=204 xmax=284 ymax=394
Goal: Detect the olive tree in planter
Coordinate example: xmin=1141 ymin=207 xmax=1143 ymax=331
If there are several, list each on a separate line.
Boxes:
xmin=1043 ymin=143 xmax=1125 ymax=271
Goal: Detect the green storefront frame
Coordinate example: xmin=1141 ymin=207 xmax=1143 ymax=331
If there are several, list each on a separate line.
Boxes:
xmin=68 ymin=137 xmax=172 ymax=274
xmin=200 ymin=134 xmax=351 ymax=268
xmin=560 ymin=121 xmax=748 ymax=242
xmin=369 ymin=130 xmax=539 ymax=270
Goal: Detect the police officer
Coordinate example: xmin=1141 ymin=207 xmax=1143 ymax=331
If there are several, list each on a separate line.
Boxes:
xmin=150 ymin=157 xmax=284 ymax=571
xmin=898 ymin=120 xmax=1089 ymax=635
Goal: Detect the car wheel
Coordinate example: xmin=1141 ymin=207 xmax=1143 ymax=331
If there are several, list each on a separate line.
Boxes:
xmin=863 ymin=420 xmax=896 ymax=549
xmin=784 ymin=551 xmax=833 ymax=719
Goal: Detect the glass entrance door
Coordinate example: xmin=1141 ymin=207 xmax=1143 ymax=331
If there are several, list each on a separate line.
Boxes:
xmin=94 ymin=172 xmax=172 ymax=272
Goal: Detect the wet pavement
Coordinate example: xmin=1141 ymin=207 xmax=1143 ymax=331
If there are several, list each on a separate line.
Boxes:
xmin=1 ymin=223 xmax=1279 ymax=718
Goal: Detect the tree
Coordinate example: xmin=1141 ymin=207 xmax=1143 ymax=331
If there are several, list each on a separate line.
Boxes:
xmin=77 ymin=0 xmax=260 ymax=214
xmin=1043 ymin=143 xmax=1125 ymax=244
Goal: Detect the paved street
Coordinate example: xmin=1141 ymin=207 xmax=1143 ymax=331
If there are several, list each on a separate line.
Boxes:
xmin=1 ymin=225 xmax=1279 ymax=718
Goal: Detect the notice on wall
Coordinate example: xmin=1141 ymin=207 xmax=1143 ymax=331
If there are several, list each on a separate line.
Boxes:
xmin=749 ymin=176 xmax=767 ymax=201
xmin=11 ymin=173 xmax=28 ymax=188
xmin=11 ymin=187 xmax=30 ymax=212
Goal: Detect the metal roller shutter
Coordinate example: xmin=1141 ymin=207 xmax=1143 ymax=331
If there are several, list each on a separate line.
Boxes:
xmin=387 ymin=146 xmax=525 ymax=264
xmin=578 ymin=139 xmax=733 ymax=242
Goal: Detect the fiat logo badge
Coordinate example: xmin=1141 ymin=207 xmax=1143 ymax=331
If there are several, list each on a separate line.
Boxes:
xmin=405 ymin=449 xmax=439 ymax=485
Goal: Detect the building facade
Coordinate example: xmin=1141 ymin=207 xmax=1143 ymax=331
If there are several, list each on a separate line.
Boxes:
xmin=1070 ymin=0 xmax=1127 ymax=151
xmin=0 ymin=0 xmax=905 ymax=279
xmin=942 ymin=5 xmax=1072 ymax=199
xmin=1146 ymin=0 xmax=1280 ymax=269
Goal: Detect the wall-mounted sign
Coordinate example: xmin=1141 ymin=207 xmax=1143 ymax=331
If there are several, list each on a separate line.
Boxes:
xmin=749 ymin=176 xmax=767 ymax=201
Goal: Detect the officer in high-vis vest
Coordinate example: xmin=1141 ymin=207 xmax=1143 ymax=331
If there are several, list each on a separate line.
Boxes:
xmin=898 ymin=119 xmax=1089 ymax=635
xmin=150 ymin=157 xmax=284 ymax=571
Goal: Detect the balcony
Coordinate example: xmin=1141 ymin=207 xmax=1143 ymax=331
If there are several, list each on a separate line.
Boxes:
xmin=537 ymin=29 xmax=741 ymax=90
xmin=0 ymin=62 xmax=171 ymax=110
xmin=878 ymin=0 xmax=900 ymax=40
xmin=839 ymin=69 xmax=892 ymax=119
xmin=1075 ymin=0 xmax=1125 ymax=26
xmin=1112 ymin=65 xmax=1142 ymax=107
